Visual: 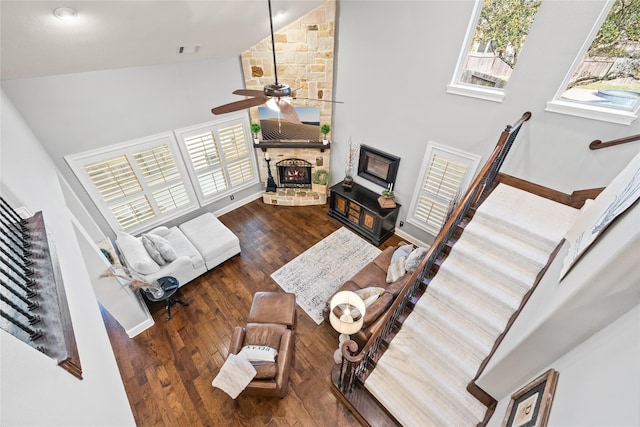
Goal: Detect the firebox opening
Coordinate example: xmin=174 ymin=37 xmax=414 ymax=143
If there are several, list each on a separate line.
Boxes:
xmin=276 ymin=158 xmax=312 ymax=188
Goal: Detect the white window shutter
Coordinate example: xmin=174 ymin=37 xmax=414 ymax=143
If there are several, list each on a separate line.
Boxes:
xmin=83 ymin=156 xmax=142 ymax=202
xmin=175 ymin=116 xmax=259 ymax=204
xmin=133 ymin=144 xmax=180 ymax=186
xmin=184 ymin=132 xmax=221 ymax=171
xmin=69 ymin=132 xmax=197 ymax=233
xmin=407 ymin=142 xmax=481 ymax=236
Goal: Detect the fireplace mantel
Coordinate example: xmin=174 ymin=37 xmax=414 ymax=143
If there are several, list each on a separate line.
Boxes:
xmin=254 ymin=141 xmax=331 ymax=152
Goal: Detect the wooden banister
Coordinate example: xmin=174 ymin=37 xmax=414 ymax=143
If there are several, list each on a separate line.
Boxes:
xmin=589 ymin=134 xmax=640 ymax=150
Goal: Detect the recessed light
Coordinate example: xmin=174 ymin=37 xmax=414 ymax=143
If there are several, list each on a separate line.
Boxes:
xmin=53 ymin=7 xmax=77 ymax=21
xmin=274 ymin=9 xmax=286 ymax=21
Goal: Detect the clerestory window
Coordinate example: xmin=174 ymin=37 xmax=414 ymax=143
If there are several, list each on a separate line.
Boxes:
xmin=448 ymin=0 xmax=541 ymax=102
xmin=547 ymin=0 xmax=640 ymax=124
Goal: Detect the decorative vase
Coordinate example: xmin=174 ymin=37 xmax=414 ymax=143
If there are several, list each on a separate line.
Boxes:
xmin=342 ymin=164 xmax=354 ymax=189
xmin=142 ymin=282 xmax=165 ymax=299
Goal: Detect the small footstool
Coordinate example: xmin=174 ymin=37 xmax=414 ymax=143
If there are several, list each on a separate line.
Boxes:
xmin=248 ymin=292 xmax=296 ymax=329
xmin=179 ymin=212 xmax=241 ymax=270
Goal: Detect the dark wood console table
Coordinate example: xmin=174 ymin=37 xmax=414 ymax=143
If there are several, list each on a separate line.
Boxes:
xmin=328 ymin=182 xmax=400 ymax=246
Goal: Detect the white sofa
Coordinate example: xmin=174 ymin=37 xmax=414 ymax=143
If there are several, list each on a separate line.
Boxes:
xmin=115 ymin=213 xmax=240 ymax=287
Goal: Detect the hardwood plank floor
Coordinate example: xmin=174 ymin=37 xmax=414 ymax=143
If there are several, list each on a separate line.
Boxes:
xmin=102 ymin=199 xmax=402 ymax=427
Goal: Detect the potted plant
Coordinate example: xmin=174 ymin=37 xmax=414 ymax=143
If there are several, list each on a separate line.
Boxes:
xmin=320 ymin=124 xmax=331 ymax=145
xmin=312 ymin=169 xmax=330 ymax=194
xmin=381 ymin=189 xmax=394 ymax=199
xmin=378 ymin=184 xmax=396 ymax=208
xmin=251 ymin=123 xmax=261 ymax=144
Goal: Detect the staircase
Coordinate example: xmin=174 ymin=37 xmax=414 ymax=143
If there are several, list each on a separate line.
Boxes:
xmin=363 ymin=184 xmax=580 ymax=426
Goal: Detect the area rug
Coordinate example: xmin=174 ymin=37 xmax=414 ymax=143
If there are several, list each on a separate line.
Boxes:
xmin=271 ymin=227 xmax=381 ymax=324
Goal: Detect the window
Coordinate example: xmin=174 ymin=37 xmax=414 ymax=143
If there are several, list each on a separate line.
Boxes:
xmin=448 ymin=0 xmax=541 ymax=102
xmin=407 ymin=142 xmax=481 ymax=236
xmin=547 ymin=0 xmax=640 ymax=124
xmin=66 ymin=114 xmax=258 ymax=234
xmin=175 ymin=117 xmax=258 ymax=205
xmin=68 ymin=133 xmax=197 ymax=233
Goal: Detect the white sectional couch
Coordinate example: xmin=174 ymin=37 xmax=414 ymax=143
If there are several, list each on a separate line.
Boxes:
xmin=115 ymin=213 xmax=240 ymax=287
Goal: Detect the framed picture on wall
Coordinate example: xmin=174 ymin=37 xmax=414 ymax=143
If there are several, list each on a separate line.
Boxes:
xmin=502 ymin=369 xmax=559 ymax=427
xmin=357 ymin=145 xmax=400 ymax=188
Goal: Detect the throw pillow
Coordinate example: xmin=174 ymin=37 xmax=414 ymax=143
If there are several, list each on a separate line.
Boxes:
xmin=116 ymin=232 xmax=160 ymax=275
xmin=355 ymin=287 xmax=386 ymax=307
xmin=386 ymin=244 xmax=412 ymax=283
xmin=405 ymin=247 xmax=429 ymax=273
xmin=386 ymin=256 xmax=407 ymax=283
xmin=145 ymin=233 xmax=177 ymax=263
xmin=238 ymin=345 xmax=278 ymax=362
xmin=141 ymin=235 xmax=167 ymax=266
xmin=391 ymin=244 xmax=413 ymax=263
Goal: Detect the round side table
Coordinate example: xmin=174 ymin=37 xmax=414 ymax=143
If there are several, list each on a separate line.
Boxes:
xmin=141 ymin=276 xmax=189 ymax=320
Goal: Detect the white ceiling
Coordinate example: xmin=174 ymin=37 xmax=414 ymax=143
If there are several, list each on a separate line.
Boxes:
xmin=0 ymin=0 xmax=323 ymax=80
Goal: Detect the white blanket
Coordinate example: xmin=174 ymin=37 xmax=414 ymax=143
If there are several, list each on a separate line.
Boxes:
xmin=212 ymin=353 xmax=256 ymax=399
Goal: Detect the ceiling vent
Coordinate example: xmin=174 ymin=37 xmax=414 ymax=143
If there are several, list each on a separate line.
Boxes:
xmin=177 ymin=45 xmax=201 ymax=55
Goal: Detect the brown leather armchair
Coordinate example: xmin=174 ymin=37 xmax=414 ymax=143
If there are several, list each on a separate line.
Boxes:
xmin=228 ymin=323 xmax=294 ymax=398
xmin=227 ymin=292 xmax=296 ymax=398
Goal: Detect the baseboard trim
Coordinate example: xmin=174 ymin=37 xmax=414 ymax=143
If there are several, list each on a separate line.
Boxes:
xmin=394 ymin=228 xmax=430 ymax=249
xmin=126 ymin=317 xmax=155 ymax=338
xmin=213 ymin=191 xmax=264 ymax=217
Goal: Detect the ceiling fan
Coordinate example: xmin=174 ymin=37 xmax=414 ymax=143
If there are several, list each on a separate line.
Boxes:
xmin=210 ymin=0 xmax=340 ymax=124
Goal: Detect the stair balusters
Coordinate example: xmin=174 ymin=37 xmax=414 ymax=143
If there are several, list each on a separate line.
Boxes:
xmin=0 ymin=197 xmax=83 ymax=379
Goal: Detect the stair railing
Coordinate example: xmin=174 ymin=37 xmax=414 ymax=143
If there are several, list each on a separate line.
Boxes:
xmin=337 ymin=111 xmax=532 ymax=394
xmin=589 ymin=133 xmax=640 ymax=150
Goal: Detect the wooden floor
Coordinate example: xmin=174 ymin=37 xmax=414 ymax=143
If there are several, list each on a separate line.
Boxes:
xmin=102 ymin=198 xmax=402 ymax=427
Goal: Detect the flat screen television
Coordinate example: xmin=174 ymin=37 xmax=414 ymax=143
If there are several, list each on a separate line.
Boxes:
xmin=357 ymin=145 xmax=400 ymax=188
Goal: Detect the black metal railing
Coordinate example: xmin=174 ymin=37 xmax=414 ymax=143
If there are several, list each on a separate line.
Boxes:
xmin=337 ymin=112 xmax=532 ymax=394
xmin=0 ymin=196 xmax=82 ymax=379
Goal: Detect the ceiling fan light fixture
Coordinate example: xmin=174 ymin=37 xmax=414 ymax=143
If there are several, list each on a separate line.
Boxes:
xmin=53 ymin=7 xmax=77 ymax=21
xmin=266 ymin=98 xmax=280 ymax=112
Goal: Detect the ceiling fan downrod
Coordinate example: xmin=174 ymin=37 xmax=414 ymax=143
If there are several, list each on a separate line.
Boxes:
xmin=268 ymin=0 xmax=280 ymax=86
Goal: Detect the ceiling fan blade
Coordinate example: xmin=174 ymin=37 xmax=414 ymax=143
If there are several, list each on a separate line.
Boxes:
xmin=211 ymin=96 xmax=268 ymax=115
xmin=275 ymin=99 xmax=302 ymax=124
xmin=233 ymin=89 xmax=266 ymax=97
xmin=293 ymin=97 xmax=344 ymax=104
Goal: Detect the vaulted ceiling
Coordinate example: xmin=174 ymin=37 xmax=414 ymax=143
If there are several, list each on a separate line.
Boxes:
xmin=0 ymin=0 xmax=323 ymax=80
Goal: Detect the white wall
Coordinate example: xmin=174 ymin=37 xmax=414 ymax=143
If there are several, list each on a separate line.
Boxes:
xmin=0 ymin=90 xmax=135 ymax=427
xmin=488 ymin=305 xmax=640 ymax=427
xmin=333 ymin=0 xmax=640 ymax=244
xmin=1 ymin=57 xmax=260 ymax=238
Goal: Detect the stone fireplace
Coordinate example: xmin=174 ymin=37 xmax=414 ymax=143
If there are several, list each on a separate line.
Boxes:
xmin=258 ymin=144 xmax=330 ymax=206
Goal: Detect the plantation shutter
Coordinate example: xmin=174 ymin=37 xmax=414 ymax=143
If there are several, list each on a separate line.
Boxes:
xmin=132 ymin=144 xmax=191 ymax=215
xmin=414 ymin=154 xmax=468 ymax=231
xmin=219 ymin=123 xmax=254 ymax=187
xmin=183 ymin=131 xmax=229 ymax=197
xmin=407 ymin=142 xmax=481 ymax=236
xmin=76 ymin=135 xmax=196 ymax=232
xmin=176 ymin=118 xmax=257 ymax=204
xmin=84 ymin=156 xmax=157 ymax=230
xmin=84 ymin=156 xmax=142 ymax=202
